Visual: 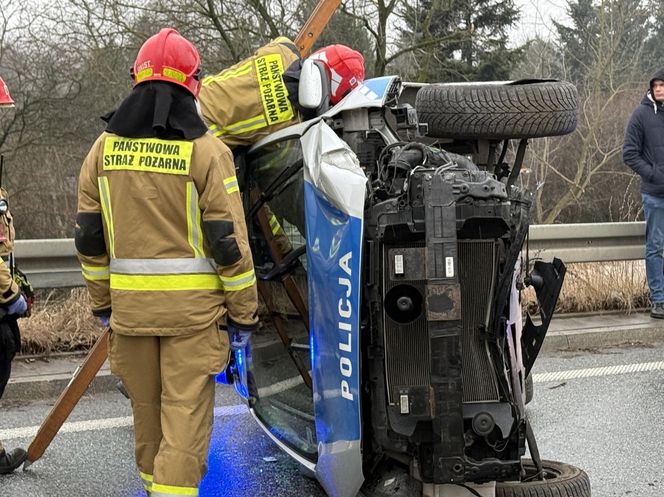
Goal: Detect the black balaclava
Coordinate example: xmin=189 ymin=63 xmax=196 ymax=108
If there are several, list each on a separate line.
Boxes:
xmin=103 ymin=81 xmax=207 ymax=140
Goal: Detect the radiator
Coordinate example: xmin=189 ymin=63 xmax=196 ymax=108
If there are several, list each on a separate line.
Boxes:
xmin=382 ymin=240 xmax=499 ymax=405
xmin=458 ymin=240 xmax=499 ymax=402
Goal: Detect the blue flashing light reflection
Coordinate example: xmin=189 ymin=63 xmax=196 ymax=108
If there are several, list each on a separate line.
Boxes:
xmin=309 ymin=330 xmax=315 ymax=371
xmin=215 ymin=370 xmax=230 ymax=385
xmin=234 ymin=348 xmax=249 ymax=399
xmin=200 ymin=414 xmax=247 ymax=495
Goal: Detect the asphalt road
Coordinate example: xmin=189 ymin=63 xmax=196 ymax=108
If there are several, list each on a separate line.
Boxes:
xmin=1 ymin=342 xmax=663 ymax=497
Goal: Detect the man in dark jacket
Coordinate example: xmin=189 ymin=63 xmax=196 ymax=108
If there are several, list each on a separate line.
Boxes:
xmin=623 ymin=68 xmax=664 ymax=318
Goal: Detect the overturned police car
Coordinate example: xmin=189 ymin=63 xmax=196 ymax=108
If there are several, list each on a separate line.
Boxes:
xmin=223 ymin=75 xmax=589 ymax=497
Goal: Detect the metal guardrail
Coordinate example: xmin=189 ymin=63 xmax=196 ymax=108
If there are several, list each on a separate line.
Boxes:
xmin=13 ymin=222 xmax=647 ymax=289
xmin=527 ymin=222 xmax=646 ymax=264
xmin=14 ymin=239 xmax=85 ymax=289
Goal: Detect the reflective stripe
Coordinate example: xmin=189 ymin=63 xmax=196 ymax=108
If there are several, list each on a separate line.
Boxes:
xmin=201 ymin=61 xmax=252 ymax=87
xmin=223 ymin=176 xmax=239 ymax=194
xmin=220 ymin=269 xmax=256 ymax=292
xmin=212 ymin=114 xmax=267 ymax=137
xmin=110 ymin=273 xmax=223 ymax=291
xmin=110 ymin=258 xmax=216 ymax=275
xmin=98 ymin=177 xmax=115 ymax=257
xmin=81 ymin=263 xmax=110 ymax=281
xmin=268 ymin=214 xmax=281 ymax=235
xmin=140 ymin=472 xmax=153 ymax=491
xmin=186 ymin=182 xmax=205 ymax=258
xmin=151 ymin=482 xmax=198 ymax=496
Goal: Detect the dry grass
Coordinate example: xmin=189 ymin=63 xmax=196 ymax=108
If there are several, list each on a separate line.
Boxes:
xmin=20 ymin=288 xmax=103 ymax=355
xmin=521 ymin=260 xmax=649 ymax=314
xmin=18 ymin=261 xmax=649 ymax=354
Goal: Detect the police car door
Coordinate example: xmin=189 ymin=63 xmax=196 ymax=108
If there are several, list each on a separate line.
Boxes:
xmin=244 ymin=120 xmax=367 ymax=497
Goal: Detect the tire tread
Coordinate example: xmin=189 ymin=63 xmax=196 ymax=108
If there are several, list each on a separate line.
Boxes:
xmin=415 ymin=82 xmax=578 ymax=139
xmin=495 ymin=460 xmax=591 ymax=497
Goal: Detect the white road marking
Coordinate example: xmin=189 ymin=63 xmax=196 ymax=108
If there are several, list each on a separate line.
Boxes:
xmin=3 ymin=361 xmax=662 ymax=440
xmin=533 ymin=361 xmax=664 ymax=383
xmin=0 ymin=404 xmax=248 ymax=441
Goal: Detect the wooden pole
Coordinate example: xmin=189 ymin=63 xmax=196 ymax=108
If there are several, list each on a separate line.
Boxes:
xmin=24 ymin=329 xmax=109 ymax=468
xmin=294 ymin=0 xmax=341 ymax=56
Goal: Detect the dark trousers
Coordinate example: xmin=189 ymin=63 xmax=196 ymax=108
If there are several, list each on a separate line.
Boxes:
xmin=0 ymin=318 xmax=20 ymax=399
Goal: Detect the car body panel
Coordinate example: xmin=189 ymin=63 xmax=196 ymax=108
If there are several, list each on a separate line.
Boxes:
xmin=236 ymin=119 xmax=368 ymax=497
xmin=302 ymin=121 xmax=367 ymax=497
xmin=321 ymin=76 xmax=399 ymax=117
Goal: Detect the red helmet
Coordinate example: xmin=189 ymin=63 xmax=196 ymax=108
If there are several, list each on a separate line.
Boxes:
xmin=309 ymin=45 xmax=365 ymax=104
xmin=0 ymin=77 xmax=14 ymax=107
xmin=132 ymin=28 xmax=201 ymax=96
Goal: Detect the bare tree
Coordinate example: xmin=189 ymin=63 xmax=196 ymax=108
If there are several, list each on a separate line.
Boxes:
xmin=340 ymin=0 xmax=466 ymax=76
xmin=514 ymin=1 xmax=654 ymax=224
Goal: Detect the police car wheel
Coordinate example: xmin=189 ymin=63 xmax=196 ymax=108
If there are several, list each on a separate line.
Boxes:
xmin=496 ymin=459 xmax=591 ymax=497
xmin=415 ymin=81 xmax=578 ymax=140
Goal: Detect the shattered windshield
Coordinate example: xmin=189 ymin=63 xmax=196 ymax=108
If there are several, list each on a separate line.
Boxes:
xmin=244 ymin=137 xmax=316 ymax=460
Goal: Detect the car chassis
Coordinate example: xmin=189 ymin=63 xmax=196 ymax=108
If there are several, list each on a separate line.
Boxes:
xmin=223 ymin=75 xmax=589 ymax=497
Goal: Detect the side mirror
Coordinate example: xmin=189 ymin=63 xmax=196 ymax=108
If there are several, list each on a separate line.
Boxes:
xmin=298 ymin=58 xmax=325 ymax=109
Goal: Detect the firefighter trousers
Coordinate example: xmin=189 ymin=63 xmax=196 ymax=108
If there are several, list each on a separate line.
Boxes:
xmin=108 ymin=324 xmax=230 ymax=496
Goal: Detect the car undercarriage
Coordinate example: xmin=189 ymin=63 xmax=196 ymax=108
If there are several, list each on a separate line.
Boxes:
xmin=225 ymin=76 xmax=590 ymax=497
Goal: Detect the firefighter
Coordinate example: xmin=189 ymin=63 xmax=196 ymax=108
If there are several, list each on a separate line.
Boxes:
xmin=0 ymin=76 xmax=29 ymax=475
xmin=199 ymin=40 xmax=364 ymax=248
xmin=75 ymin=29 xmax=258 ymax=496
xmin=199 ymin=39 xmax=365 ymax=149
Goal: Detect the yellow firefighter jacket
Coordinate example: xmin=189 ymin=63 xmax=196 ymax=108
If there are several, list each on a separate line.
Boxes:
xmin=199 ymin=37 xmax=302 ymax=149
xmin=75 ymin=132 xmax=258 ymax=335
xmin=0 ymin=189 xmax=20 ymax=306
xmin=0 ymin=260 xmax=18 ymax=306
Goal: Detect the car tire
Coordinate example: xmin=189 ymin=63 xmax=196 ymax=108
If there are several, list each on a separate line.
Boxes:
xmin=525 ymin=373 xmax=534 ymax=404
xmin=415 ymin=81 xmax=578 ymax=140
xmin=496 ymin=459 xmax=591 ymax=497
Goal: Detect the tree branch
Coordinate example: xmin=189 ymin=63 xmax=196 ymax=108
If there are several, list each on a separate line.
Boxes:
xmin=385 ymin=31 xmax=469 ymax=66
xmin=204 ymin=0 xmax=239 ymax=61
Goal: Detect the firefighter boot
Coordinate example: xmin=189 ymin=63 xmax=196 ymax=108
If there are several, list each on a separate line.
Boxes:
xmin=0 ymin=447 xmax=27 ymax=474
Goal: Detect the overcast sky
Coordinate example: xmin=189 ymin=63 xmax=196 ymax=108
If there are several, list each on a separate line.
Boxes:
xmin=512 ymin=0 xmax=570 ymax=45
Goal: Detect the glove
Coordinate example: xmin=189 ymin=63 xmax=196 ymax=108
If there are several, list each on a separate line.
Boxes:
xmin=98 ymin=314 xmax=111 ymax=328
xmin=227 ymin=322 xmax=254 ymax=351
xmin=6 ymin=295 xmax=27 ymax=316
